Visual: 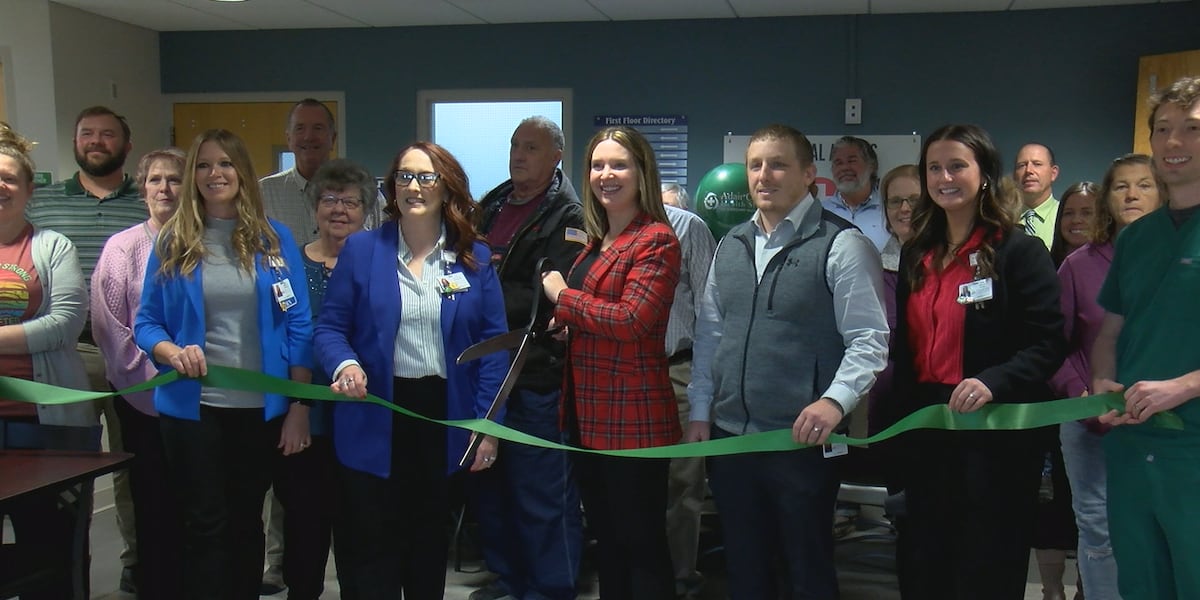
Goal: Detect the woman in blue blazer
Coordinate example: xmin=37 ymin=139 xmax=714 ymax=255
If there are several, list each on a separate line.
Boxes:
xmin=134 ymin=129 xmax=313 ymax=600
xmin=314 ymin=141 xmax=508 ymax=600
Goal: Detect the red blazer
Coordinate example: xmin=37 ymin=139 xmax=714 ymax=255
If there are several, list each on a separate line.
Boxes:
xmin=556 ymin=211 xmax=682 ymax=450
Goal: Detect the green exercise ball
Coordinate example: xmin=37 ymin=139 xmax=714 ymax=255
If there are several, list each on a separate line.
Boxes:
xmin=695 ymin=163 xmax=752 ymax=239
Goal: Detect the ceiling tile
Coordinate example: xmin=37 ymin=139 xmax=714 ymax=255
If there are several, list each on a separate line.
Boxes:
xmin=589 ymin=0 xmax=736 ymax=20
xmin=307 ymin=0 xmax=486 ymax=27
xmin=1009 ymin=0 xmax=1152 ymax=8
xmin=52 ymin=0 xmax=254 ymax=30
xmin=869 ymin=0 xmax=1010 ymax=13
xmin=46 ymin=0 xmax=1184 ymax=31
xmin=446 ymin=0 xmax=608 ymax=24
xmin=165 ymin=0 xmax=371 ymax=29
xmin=732 ymin=0 xmax=869 ymax=17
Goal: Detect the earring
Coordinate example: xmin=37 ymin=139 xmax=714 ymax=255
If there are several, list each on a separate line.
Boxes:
xmin=982 ymin=180 xmax=989 ymax=190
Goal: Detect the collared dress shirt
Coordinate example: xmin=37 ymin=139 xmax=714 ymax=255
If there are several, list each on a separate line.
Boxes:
xmin=664 ymin=205 xmax=717 ymax=358
xmin=821 ymin=187 xmax=890 ymax=252
xmin=1021 ymin=195 xmax=1059 ymax=251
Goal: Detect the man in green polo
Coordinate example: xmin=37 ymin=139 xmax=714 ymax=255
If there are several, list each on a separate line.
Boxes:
xmin=27 ymin=105 xmax=144 ymax=594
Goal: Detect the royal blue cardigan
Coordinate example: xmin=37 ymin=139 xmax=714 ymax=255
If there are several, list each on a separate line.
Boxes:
xmin=134 ymin=219 xmax=313 ymax=421
xmin=313 ymin=222 xmax=509 ymax=478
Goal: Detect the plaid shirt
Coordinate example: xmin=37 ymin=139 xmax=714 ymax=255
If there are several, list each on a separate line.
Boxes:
xmin=556 ymin=212 xmax=682 ymax=450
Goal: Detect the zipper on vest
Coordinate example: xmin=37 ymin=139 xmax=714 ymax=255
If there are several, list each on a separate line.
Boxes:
xmin=739 ymin=280 xmax=759 ymax=435
xmin=733 ymin=235 xmax=757 ymax=434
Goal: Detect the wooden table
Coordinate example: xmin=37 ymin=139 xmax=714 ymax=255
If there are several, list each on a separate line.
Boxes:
xmin=0 ymin=450 xmax=133 ymax=600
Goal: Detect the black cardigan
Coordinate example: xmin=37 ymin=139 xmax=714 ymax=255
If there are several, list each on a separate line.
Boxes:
xmin=888 ymin=229 xmax=1067 ymax=423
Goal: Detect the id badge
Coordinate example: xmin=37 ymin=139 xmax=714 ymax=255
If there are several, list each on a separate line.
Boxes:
xmin=273 ymin=279 xmax=298 ymax=312
xmin=438 ymin=272 xmax=471 ymax=295
xmin=822 ymin=443 xmax=849 ymax=458
xmin=957 ymin=278 xmax=994 ymax=305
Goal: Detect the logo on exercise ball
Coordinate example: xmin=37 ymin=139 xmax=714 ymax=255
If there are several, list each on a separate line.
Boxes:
xmin=696 ymin=163 xmax=753 ymax=239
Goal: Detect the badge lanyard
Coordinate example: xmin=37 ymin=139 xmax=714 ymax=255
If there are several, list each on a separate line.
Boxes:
xmin=268 ymin=255 xmax=297 ymax=312
xmin=437 ymin=249 xmax=471 ymax=300
xmin=957 ymin=251 xmax=993 ymax=310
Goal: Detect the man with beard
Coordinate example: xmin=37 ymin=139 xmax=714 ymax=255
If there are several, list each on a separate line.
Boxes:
xmin=1013 ymin=143 xmax=1061 ymax=250
xmin=27 ymin=105 xmax=144 ymax=594
xmin=821 ymin=136 xmax=889 ymax=251
xmin=29 ymin=106 xmax=144 ymax=292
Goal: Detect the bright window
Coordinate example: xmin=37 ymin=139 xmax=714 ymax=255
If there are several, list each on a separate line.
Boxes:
xmin=418 ymin=89 xmax=571 ymax=201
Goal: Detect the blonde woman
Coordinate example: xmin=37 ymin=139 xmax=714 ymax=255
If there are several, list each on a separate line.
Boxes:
xmin=134 ymin=129 xmax=313 ymax=600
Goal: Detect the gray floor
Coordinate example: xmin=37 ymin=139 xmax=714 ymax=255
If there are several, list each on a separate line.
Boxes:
xmin=85 ymin=477 xmax=1077 ymax=600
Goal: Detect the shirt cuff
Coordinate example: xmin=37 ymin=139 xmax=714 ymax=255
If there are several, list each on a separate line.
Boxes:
xmin=822 ymin=383 xmax=859 ymax=416
xmin=687 ymin=397 xmax=711 ymax=423
xmin=332 ymin=359 xmax=361 ymax=381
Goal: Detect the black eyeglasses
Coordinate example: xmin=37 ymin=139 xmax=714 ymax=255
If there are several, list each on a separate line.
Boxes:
xmin=318 ymin=194 xmax=363 ymax=210
xmin=886 ymin=196 xmax=920 ymax=209
xmin=393 ymin=171 xmax=440 ymax=188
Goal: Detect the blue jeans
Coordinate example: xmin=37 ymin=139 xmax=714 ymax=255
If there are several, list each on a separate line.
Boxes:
xmin=471 ymin=387 xmax=582 ymax=600
xmin=1060 ymin=420 xmax=1121 ymax=599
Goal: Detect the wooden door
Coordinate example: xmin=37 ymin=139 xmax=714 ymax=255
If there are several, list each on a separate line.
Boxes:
xmin=172 ymin=101 xmax=338 ymax=177
xmin=1134 ymin=50 xmax=1200 ymax=154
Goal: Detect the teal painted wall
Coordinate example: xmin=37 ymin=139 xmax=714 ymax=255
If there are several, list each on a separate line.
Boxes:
xmin=160 ymin=2 xmax=1199 ymax=190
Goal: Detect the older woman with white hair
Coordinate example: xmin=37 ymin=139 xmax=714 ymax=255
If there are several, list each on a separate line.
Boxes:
xmin=270 ymin=158 xmax=377 ymax=600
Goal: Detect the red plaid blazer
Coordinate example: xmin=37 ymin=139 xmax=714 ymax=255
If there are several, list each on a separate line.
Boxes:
xmin=556 ymin=212 xmax=682 ymax=450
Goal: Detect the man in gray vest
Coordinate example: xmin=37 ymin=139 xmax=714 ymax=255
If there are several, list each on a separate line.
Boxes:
xmin=686 ymin=124 xmax=888 ymax=599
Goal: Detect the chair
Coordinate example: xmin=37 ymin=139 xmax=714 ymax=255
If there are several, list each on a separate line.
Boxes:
xmin=835 ymin=400 xmax=902 ymax=573
xmin=0 ymin=419 xmax=103 ymax=600
xmin=835 ymin=422 xmax=901 ymax=573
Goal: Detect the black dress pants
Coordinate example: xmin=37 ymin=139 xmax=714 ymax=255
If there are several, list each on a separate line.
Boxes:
xmin=160 ymin=406 xmax=280 ymax=600
xmin=574 ymin=452 xmax=674 ymax=600
xmin=898 ymin=426 xmax=1043 ymax=600
xmin=335 ymin=376 xmax=449 ymax=600
xmin=114 ymin=395 xmax=184 ymax=600
xmin=272 ymin=432 xmax=338 ymax=600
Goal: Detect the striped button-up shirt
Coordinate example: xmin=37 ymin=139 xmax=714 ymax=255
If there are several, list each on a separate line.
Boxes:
xmin=392 ymin=226 xmax=448 ymax=379
xmin=664 ymin=205 xmax=716 ymax=358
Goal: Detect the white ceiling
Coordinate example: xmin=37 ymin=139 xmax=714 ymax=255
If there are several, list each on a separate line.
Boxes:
xmin=52 ymin=0 xmax=1185 ymax=32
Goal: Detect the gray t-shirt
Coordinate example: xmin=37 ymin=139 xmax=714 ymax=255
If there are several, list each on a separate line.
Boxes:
xmin=200 ymin=217 xmax=264 ymax=409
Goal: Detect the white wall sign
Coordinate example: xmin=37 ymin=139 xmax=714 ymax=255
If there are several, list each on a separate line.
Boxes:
xmin=722 ymin=134 xmax=922 ymax=200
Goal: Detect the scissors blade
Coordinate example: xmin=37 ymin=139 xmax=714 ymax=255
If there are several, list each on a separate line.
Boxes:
xmin=456 ymin=329 xmax=526 ymax=365
xmin=458 ymin=333 xmax=533 ymax=467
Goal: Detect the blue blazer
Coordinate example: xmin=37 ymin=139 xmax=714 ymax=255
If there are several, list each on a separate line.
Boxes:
xmin=134 ymin=220 xmax=313 ymax=421
xmin=313 ymin=222 xmax=509 ymax=478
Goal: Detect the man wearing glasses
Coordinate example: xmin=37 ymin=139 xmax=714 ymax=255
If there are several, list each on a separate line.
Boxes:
xmin=468 ymin=116 xmax=586 ymax=600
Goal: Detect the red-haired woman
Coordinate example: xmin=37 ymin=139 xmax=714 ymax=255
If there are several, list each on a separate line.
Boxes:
xmin=314 ymin=142 xmax=508 ymax=599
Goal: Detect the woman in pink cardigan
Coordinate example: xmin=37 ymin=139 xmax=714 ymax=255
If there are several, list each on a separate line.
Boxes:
xmin=90 ymin=147 xmax=186 ymax=599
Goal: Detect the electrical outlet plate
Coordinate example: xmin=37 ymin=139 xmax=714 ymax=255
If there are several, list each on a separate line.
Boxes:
xmin=844 ymin=98 xmax=862 ymax=125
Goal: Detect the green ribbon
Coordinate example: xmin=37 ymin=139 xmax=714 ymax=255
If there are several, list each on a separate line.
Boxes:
xmin=0 ymin=365 xmax=1182 ymax=458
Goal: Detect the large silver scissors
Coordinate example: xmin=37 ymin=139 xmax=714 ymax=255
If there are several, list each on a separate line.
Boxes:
xmin=454 ymin=257 xmax=558 ymax=467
